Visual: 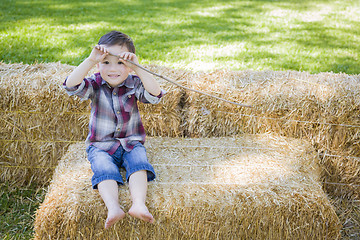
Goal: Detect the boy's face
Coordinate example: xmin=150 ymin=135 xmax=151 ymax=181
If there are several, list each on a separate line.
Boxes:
xmin=97 ymin=45 xmax=132 ymax=87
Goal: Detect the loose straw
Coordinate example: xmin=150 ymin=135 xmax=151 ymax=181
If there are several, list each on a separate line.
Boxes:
xmin=107 ymin=51 xmax=252 ymax=108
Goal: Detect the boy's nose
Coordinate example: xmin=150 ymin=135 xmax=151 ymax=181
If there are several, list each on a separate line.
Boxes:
xmin=109 ymin=63 xmax=118 ymax=71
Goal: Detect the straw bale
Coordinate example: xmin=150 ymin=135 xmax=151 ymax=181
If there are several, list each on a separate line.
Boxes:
xmin=137 ymin=65 xmax=191 ymax=137
xmin=34 ymin=134 xmax=341 ymax=239
xmin=0 ymin=62 xmax=85 ymax=185
xmin=0 ymin=63 xmax=184 ymax=186
xmin=185 ymin=69 xmax=360 ymax=199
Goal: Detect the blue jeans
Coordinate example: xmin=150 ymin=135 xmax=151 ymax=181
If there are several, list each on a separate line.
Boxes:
xmin=86 ymin=142 xmax=156 ymax=189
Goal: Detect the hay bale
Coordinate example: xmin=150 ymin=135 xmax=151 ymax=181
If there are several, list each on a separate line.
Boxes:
xmin=185 ymin=70 xmax=360 ymax=199
xmin=34 ymin=134 xmax=341 ymax=239
xmin=0 ymin=62 xmax=86 ymax=186
xmin=0 ymin=63 xmax=184 ymax=186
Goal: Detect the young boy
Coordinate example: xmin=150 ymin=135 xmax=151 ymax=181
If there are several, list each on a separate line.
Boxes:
xmin=63 ymin=31 xmax=164 ymax=229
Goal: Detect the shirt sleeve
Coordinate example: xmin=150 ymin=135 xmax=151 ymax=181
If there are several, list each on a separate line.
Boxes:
xmin=132 ymin=76 xmax=166 ymax=104
xmin=63 ymin=76 xmax=95 ymax=101
xmin=143 ymin=89 xmax=166 ymax=104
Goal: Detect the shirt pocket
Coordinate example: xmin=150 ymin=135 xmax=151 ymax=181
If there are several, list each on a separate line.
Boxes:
xmin=123 ymin=93 xmax=135 ymax=112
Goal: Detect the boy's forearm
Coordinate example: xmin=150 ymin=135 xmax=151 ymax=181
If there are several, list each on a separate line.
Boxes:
xmin=66 ymin=58 xmax=96 ymax=88
xmin=133 ymin=67 xmax=161 ymax=96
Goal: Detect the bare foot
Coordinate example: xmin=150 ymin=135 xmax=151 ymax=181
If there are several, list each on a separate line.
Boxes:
xmin=128 ymin=203 xmax=155 ymax=223
xmin=105 ymin=207 xmax=126 ymax=229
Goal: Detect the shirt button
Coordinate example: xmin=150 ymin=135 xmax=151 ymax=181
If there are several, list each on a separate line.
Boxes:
xmin=128 ymin=95 xmax=131 ymax=98
xmin=113 ymin=92 xmax=117 ymax=96
xmin=117 ymin=111 xmax=120 ymax=114
xmin=116 ymin=128 xmax=121 ymax=131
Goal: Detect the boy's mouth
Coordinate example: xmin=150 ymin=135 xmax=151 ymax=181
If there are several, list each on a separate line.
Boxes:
xmin=108 ymin=74 xmax=120 ymax=78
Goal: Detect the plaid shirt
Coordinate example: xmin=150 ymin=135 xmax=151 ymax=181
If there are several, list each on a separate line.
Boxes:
xmin=63 ymin=72 xmax=164 ymax=154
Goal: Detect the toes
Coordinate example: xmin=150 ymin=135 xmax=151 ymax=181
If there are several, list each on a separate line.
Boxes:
xmin=128 ymin=207 xmax=155 ymax=223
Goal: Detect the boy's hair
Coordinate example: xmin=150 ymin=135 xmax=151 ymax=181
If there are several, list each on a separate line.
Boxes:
xmin=98 ymin=31 xmax=135 ymax=53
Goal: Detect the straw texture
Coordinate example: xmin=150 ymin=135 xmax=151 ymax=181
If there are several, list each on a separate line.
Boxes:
xmin=34 ymin=134 xmax=341 ymax=240
xmin=137 ymin=65 xmax=189 ymax=137
xmin=185 ymin=69 xmax=360 ymax=199
xmin=0 ymin=62 xmax=84 ymax=186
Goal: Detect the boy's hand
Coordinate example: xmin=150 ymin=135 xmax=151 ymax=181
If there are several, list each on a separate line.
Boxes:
xmin=118 ymin=52 xmax=140 ymax=71
xmin=88 ymin=45 xmax=109 ymax=64
xmin=117 ymin=52 xmax=161 ymax=96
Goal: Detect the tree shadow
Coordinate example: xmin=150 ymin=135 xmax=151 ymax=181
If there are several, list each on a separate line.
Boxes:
xmin=1 ymin=0 xmax=359 ymax=74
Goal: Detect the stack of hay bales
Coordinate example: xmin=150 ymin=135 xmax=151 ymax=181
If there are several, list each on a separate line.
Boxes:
xmin=34 ymin=134 xmax=341 ymax=239
xmin=3 ymin=62 xmax=358 ymax=199
xmin=0 ymin=62 xmax=84 ymax=185
xmin=2 ymin=62 xmax=358 ymax=237
xmin=0 ymin=63 xmax=184 ymax=186
xmin=185 ymin=70 xmax=360 ymax=199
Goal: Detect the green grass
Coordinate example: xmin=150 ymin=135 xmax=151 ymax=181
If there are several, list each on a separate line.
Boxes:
xmin=0 ymin=183 xmax=45 ymax=240
xmin=0 ymin=0 xmax=359 ymax=73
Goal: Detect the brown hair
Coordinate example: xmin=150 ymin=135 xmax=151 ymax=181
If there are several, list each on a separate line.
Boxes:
xmin=98 ymin=31 xmax=135 ymax=53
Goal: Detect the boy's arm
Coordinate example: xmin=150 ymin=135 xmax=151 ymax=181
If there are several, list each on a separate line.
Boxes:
xmin=119 ymin=52 xmax=161 ymax=96
xmin=66 ymin=46 xmax=108 ymax=88
xmin=133 ymin=68 xmax=161 ymax=96
xmin=66 ymin=58 xmax=96 ymax=88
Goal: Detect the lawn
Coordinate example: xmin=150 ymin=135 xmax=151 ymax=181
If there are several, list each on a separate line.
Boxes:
xmin=0 ymin=183 xmax=45 ymax=240
xmin=0 ymin=0 xmax=359 ymax=73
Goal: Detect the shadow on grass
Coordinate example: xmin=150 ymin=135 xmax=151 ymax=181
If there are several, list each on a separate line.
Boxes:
xmin=1 ymin=0 xmax=359 ymax=74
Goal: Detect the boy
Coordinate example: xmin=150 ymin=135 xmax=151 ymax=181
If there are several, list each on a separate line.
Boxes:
xmin=63 ymin=31 xmax=164 ymax=229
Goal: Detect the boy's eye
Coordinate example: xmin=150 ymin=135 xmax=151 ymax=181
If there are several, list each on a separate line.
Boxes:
xmin=103 ymin=61 xmax=109 ymax=64
xmin=118 ymin=61 xmax=123 ymax=65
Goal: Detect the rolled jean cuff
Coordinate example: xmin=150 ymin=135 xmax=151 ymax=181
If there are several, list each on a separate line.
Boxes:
xmin=91 ymin=174 xmax=124 ymax=189
xmin=126 ymin=164 xmax=156 ymax=182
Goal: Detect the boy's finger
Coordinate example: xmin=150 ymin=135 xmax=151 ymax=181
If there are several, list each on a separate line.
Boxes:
xmin=123 ymin=52 xmax=133 ymax=61
xmin=117 ymin=52 xmax=125 ymax=58
xmin=118 ymin=54 xmax=127 ymax=62
xmin=93 ymin=45 xmax=108 ymax=53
